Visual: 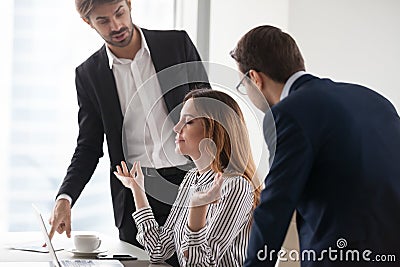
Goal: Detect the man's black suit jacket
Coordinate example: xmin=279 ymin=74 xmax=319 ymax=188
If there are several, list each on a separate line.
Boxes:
xmin=57 ymin=29 xmax=205 ymax=229
xmin=245 ymin=74 xmax=400 ymax=267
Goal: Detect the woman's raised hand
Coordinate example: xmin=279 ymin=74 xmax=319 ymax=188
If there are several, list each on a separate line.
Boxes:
xmin=114 ymin=161 xmax=145 ymax=193
xmin=190 ymin=172 xmax=224 ymax=207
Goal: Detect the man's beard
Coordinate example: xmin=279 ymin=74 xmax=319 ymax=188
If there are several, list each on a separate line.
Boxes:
xmin=104 ymin=24 xmax=134 ymax=48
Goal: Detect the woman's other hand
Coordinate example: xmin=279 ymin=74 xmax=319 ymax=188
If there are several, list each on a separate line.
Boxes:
xmin=190 ymin=172 xmax=224 ymax=207
xmin=114 ymin=161 xmax=145 ymax=193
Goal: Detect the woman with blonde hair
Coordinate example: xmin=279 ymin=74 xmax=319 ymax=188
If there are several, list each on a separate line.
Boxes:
xmin=115 ymin=88 xmax=260 ymax=266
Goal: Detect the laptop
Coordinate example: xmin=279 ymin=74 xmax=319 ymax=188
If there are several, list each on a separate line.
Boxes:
xmin=32 ymin=204 xmax=123 ymax=267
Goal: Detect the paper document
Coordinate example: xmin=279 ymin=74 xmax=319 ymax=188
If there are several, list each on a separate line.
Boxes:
xmin=6 ymin=241 xmax=63 ymax=253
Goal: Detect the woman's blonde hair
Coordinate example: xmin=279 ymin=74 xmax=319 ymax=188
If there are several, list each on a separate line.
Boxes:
xmin=183 ymin=88 xmax=260 ymax=209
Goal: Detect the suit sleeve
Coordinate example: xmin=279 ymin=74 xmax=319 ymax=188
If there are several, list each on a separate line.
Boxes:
xmin=182 ymin=31 xmax=201 ymax=62
xmin=182 ymin=31 xmax=209 ymax=89
xmin=56 ymin=68 xmax=104 ymax=206
xmin=244 ymin=108 xmax=314 ymax=267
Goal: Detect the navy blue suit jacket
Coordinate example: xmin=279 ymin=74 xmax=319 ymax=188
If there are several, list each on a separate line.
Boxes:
xmin=245 ymin=74 xmax=400 ymax=267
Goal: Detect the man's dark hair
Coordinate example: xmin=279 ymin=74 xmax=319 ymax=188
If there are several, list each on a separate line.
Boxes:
xmin=230 ymin=25 xmax=305 ymax=83
xmin=75 ymin=0 xmax=127 ymax=20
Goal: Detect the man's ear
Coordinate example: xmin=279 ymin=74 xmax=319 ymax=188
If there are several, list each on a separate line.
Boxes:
xmin=126 ymin=0 xmax=132 ymax=10
xmin=82 ymin=17 xmax=93 ymax=28
xmin=248 ymin=70 xmax=264 ymax=89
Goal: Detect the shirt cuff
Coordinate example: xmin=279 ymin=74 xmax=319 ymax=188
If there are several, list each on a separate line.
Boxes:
xmin=56 ymin=194 xmax=72 ymax=204
xmin=181 ymin=224 xmax=210 ymax=265
xmin=184 ymin=223 xmax=208 ymax=246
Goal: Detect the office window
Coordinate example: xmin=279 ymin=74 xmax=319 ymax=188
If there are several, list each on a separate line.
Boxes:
xmin=2 ymin=0 xmax=175 ymax=235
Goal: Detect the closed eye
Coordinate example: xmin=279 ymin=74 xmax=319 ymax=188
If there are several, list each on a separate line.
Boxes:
xmin=98 ymin=19 xmax=109 ymax=25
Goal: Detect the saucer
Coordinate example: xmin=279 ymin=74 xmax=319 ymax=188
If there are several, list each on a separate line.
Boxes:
xmin=66 ymin=248 xmax=107 ymax=256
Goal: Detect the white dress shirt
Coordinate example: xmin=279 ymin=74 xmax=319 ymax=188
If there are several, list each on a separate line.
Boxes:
xmin=106 ymin=26 xmax=189 ymax=168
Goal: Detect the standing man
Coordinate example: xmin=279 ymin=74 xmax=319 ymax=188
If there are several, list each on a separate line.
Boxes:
xmin=49 ymin=1 xmax=206 ymax=265
xmin=231 ymin=25 xmax=400 ymax=267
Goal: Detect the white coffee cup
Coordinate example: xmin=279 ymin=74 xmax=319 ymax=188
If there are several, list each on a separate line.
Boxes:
xmin=73 ymin=234 xmax=101 ymax=252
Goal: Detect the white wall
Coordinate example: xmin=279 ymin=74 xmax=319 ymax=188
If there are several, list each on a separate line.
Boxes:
xmin=289 ymin=0 xmax=400 ymax=111
xmin=209 ymin=0 xmax=289 ymax=68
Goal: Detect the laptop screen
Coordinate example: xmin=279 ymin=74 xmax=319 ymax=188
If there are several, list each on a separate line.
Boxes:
xmin=32 ymin=204 xmax=62 ymax=267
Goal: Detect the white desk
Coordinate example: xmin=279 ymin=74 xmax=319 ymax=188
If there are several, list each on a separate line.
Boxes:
xmin=0 ymin=232 xmax=169 ymax=267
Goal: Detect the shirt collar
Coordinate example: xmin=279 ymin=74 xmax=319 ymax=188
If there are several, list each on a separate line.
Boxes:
xmin=280 ymin=71 xmax=307 ymax=100
xmin=195 ymin=169 xmax=215 ymax=185
xmin=105 ymin=26 xmax=150 ymax=69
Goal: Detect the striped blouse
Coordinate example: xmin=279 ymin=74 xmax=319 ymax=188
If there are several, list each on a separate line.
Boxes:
xmin=132 ymin=168 xmax=254 ymax=266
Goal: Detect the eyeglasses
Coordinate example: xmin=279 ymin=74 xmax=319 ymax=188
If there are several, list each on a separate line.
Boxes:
xmin=235 ymin=71 xmax=250 ymax=95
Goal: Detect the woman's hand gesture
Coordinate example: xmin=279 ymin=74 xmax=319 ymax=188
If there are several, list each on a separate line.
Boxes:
xmin=190 ymin=172 xmax=224 ymax=207
xmin=114 ymin=161 xmax=145 ymax=193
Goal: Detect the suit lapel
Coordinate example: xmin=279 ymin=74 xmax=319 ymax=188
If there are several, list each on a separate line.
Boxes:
xmin=96 ymin=45 xmax=123 ymax=131
xmin=142 ymin=29 xmax=162 ymax=73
